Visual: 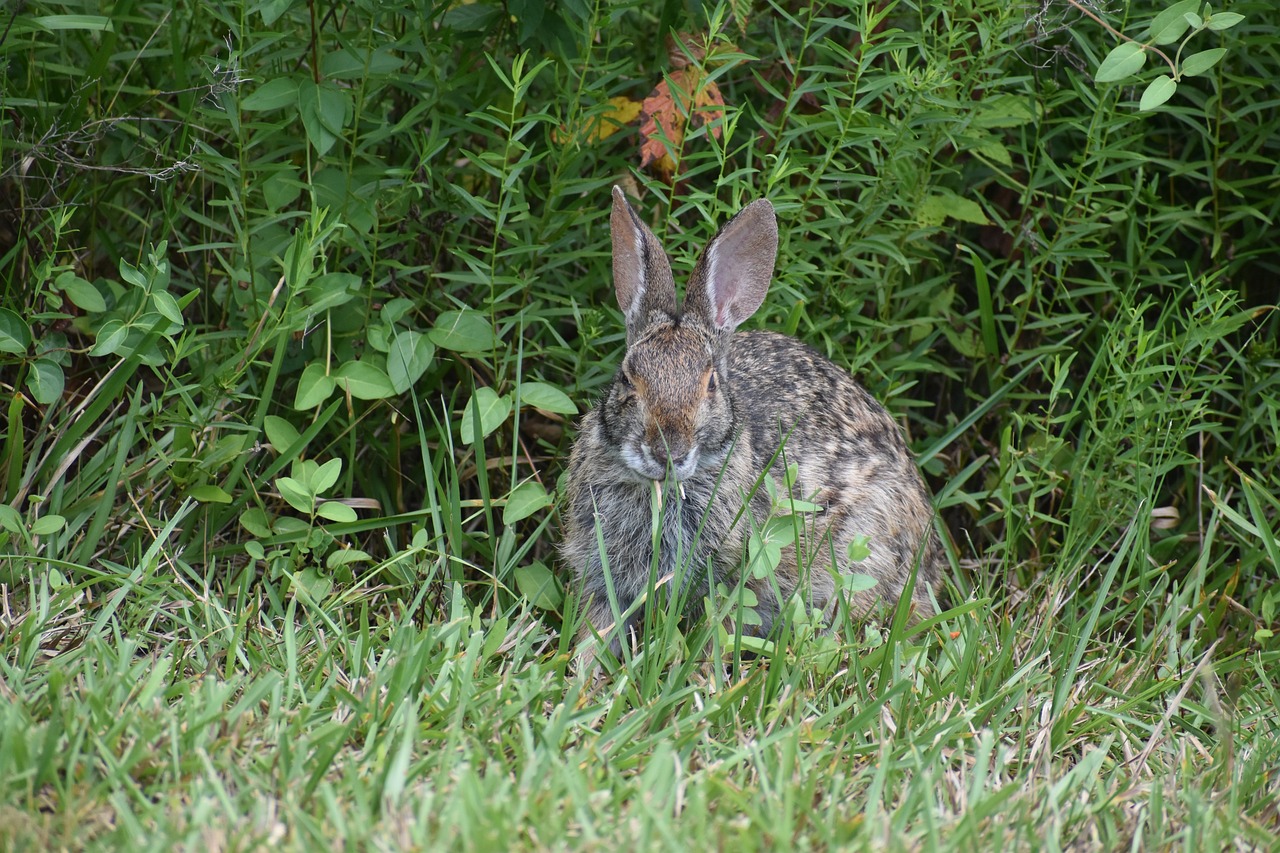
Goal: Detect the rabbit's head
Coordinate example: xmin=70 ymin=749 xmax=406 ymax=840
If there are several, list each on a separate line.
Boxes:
xmin=601 ymin=187 xmax=778 ymax=482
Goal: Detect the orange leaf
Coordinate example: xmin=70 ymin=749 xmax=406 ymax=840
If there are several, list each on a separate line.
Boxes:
xmin=639 ymin=78 xmax=686 ymax=177
xmin=638 ymin=68 xmax=730 ymax=179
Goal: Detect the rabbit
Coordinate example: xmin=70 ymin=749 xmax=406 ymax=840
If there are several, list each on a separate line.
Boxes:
xmin=561 ymin=186 xmax=944 ymax=665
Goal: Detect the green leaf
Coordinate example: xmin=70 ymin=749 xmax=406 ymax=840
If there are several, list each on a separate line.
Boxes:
xmin=839 ymin=573 xmax=880 ymax=593
xmin=1140 ymin=75 xmax=1178 ymax=110
xmin=293 ymin=568 xmax=333 ymax=602
xmin=1206 ymin=12 xmax=1245 ymax=30
xmin=428 ymin=310 xmax=496 ymax=352
xmin=240 ymin=508 xmax=272 ymax=538
xmin=333 ymin=361 xmax=396 ymax=400
xmin=0 ymin=504 xmax=22 ymax=533
xmin=31 ymin=514 xmax=66 ymax=536
xmin=313 ymin=83 xmax=349 ymax=134
xmin=276 ymin=476 xmax=314 ymax=514
xmin=1181 ymin=48 xmax=1227 ymax=77
xmin=316 ymin=501 xmax=358 ymax=523
xmin=386 ymin=331 xmax=436 ymax=394
xmin=294 ymin=363 xmax=336 ymax=409
xmin=118 ymin=258 xmax=148 ymax=289
xmin=442 ymin=2 xmax=501 ymax=31
xmin=513 ymin=561 xmax=563 ymax=610
xmin=258 ymin=0 xmax=293 ymax=26
xmin=844 ymin=535 xmax=875 ymax=560
xmin=33 ymin=15 xmax=112 ymax=31
xmin=504 ymin=481 xmax=553 ymax=524
xmin=151 ymin=291 xmax=183 ymax=326
xmin=241 ymin=77 xmax=299 ymax=111
xmin=971 ymin=94 xmax=1035 ymax=128
xmin=311 ymin=458 xmax=343 ymax=495
xmin=263 ymin=415 xmax=302 ymax=455
xmin=1095 ymin=42 xmax=1147 ymax=83
xmin=57 ymin=272 xmax=106 ymax=312
xmin=460 ymin=387 xmax=512 ymax=444
xmin=519 ymin=381 xmax=577 ymax=415
xmin=1183 ymin=12 xmax=1203 ymax=29
xmin=918 ymin=191 xmax=989 ymax=227
xmin=0 ymin=308 xmax=31 ymax=353
xmin=1147 ymin=0 xmax=1201 ymax=44
xmin=298 ymin=80 xmax=349 ymax=156
xmin=263 ymin=169 xmax=303 ymax=211
xmin=381 ymin=298 xmax=415 ymax=325
xmin=327 ymin=548 xmax=373 ymax=569
xmin=27 ymin=358 xmax=64 ymax=405
xmin=306 ymin=272 xmax=361 ymax=312
xmin=89 ymin=319 xmax=129 ymax=357
xmin=321 ymin=47 xmax=403 ymax=79
xmin=189 ymin=485 xmax=233 ymax=504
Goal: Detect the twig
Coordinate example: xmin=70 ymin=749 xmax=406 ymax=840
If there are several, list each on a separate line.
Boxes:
xmin=1064 ymin=0 xmax=1178 ymax=75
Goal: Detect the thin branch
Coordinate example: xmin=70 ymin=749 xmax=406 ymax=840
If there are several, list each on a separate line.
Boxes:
xmin=1064 ymin=0 xmax=1178 ymax=75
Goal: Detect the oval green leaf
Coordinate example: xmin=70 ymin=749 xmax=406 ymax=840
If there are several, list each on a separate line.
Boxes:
xmin=1181 ymin=48 xmax=1227 ymax=77
xmin=242 ymin=77 xmax=300 ymax=111
xmin=298 ymin=80 xmax=339 ymax=155
xmin=31 ymin=514 xmax=66 ymax=536
xmin=1139 ymin=75 xmax=1178 ymax=111
xmin=519 ymin=381 xmax=577 ymax=415
xmin=387 ymin=331 xmax=436 ymax=394
xmin=1147 ymin=0 xmax=1200 ymax=44
xmin=1206 ymin=12 xmax=1246 ymax=31
xmin=89 ymin=319 xmax=129 ymax=357
xmin=275 ymin=476 xmax=314 ymax=514
xmin=1095 ymin=42 xmax=1147 ymax=83
xmin=428 ymin=310 xmax=496 ymax=352
xmin=263 ymin=415 xmax=302 ymax=455
xmin=27 ymin=358 xmax=64 ymax=405
xmin=311 ymin=458 xmax=343 ymax=495
xmin=327 ymin=548 xmax=373 ymax=569
xmin=240 ymin=507 xmax=272 ymax=538
xmin=513 ymin=561 xmax=563 ymax=610
xmin=0 ymin=504 xmax=22 ymax=534
xmin=189 ymin=485 xmax=233 ymax=504
xmin=333 ymin=361 xmax=396 ymax=400
xmin=307 ymin=272 xmax=361 ymax=312
xmin=151 ymin=291 xmax=184 ymax=326
xmin=57 ymin=272 xmax=106 ymax=312
xmin=460 ymin=387 xmax=512 ymax=444
xmin=0 ymin=308 xmax=31 ymax=354
xmin=316 ymin=500 xmax=358 ymax=523
xmin=294 ymin=363 xmax=336 ymax=409
xmin=504 ymin=481 xmax=554 ymax=524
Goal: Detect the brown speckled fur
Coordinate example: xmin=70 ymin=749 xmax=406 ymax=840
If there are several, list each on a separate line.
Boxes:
xmin=562 ymin=188 xmax=943 ymax=664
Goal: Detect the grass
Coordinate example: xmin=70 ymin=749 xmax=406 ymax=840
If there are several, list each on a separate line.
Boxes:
xmin=2 ymin=0 xmax=1279 ymax=849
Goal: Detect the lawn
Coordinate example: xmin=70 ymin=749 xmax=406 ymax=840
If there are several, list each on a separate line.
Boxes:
xmin=1 ymin=0 xmax=1278 ymax=849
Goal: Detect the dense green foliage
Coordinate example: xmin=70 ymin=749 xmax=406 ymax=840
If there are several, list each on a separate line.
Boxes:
xmin=1 ymin=0 xmax=1277 ymax=848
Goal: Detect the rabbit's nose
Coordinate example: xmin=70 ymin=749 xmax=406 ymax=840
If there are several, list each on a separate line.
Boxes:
xmin=651 ymin=444 xmax=694 ymax=475
xmin=654 ymin=447 xmax=688 ymax=468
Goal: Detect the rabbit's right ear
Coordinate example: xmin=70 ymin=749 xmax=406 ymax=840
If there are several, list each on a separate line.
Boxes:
xmin=684 ymin=199 xmax=777 ymax=334
xmin=611 ymin=186 xmax=677 ymax=342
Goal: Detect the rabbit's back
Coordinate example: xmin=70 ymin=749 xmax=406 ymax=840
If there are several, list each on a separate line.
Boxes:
xmin=728 ymin=330 xmax=943 ymax=605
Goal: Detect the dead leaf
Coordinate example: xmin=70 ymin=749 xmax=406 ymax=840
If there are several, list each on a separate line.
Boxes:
xmin=553 ymin=96 xmax=644 ymax=146
xmin=638 ymin=68 xmax=727 ymax=180
xmin=639 ymin=78 xmax=683 ymax=177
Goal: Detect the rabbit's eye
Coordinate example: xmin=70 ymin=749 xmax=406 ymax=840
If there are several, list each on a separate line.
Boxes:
xmin=617 ymin=369 xmax=633 ymax=389
xmin=706 ymin=371 xmax=718 ymax=394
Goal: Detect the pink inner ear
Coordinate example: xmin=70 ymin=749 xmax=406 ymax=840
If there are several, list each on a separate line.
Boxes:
xmin=715 ymin=300 xmax=733 ymax=329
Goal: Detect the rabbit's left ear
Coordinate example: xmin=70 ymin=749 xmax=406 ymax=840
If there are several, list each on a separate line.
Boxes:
xmin=685 ymin=199 xmax=777 ymax=333
xmin=611 ymin=186 xmax=677 ymax=342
